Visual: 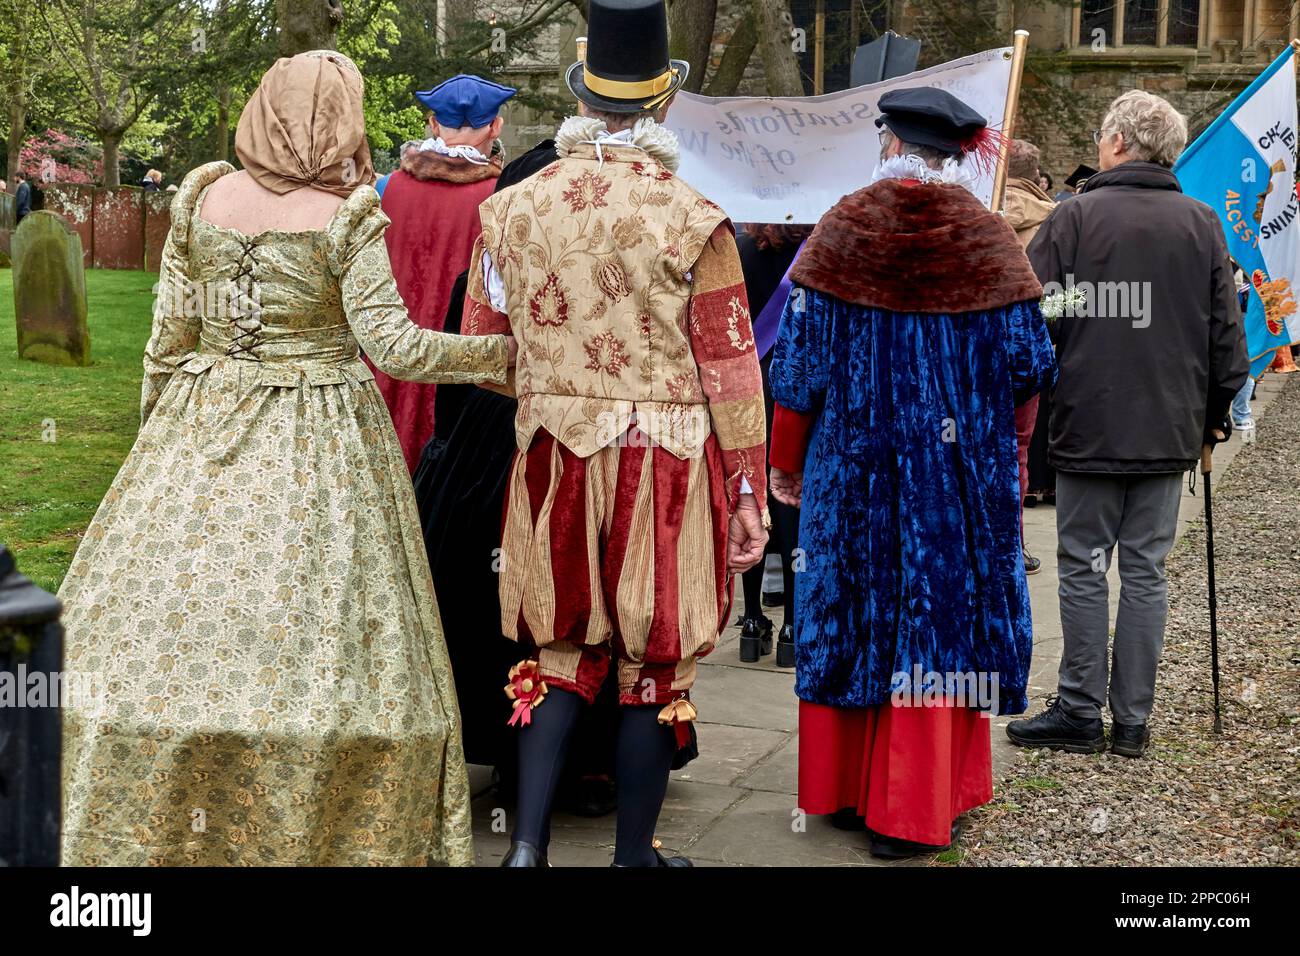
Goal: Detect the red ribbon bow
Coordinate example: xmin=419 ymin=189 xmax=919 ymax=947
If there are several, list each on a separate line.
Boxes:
xmin=505 ymin=660 xmax=548 ymax=728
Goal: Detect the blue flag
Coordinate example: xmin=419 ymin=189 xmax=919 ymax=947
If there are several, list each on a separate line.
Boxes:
xmin=1175 ymin=45 xmax=1300 ymax=377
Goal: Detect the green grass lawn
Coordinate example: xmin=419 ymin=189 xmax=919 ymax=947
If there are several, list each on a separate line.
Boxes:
xmin=0 ymin=267 xmax=157 ymax=593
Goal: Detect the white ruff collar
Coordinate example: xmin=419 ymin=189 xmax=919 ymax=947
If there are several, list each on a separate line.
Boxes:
xmin=870 ymin=154 xmax=978 ymax=193
xmin=555 ymin=115 xmax=680 ymax=172
xmin=411 ymin=137 xmax=491 ymax=166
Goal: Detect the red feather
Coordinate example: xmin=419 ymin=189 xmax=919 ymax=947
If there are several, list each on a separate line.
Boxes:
xmin=960 ymin=126 xmax=1007 ymax=177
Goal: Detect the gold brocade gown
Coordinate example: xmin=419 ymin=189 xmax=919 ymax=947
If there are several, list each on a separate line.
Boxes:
xmin=57 ymin=162 xmax=508 ymax=866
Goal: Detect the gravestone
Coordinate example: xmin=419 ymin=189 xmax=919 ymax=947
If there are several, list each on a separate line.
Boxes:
xmin=0 ymin=191 xmax=15 ymax=265
xmin=12 ymin=211 xmax=91 ymax=367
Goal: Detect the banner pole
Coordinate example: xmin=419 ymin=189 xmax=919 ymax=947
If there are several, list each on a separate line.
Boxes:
xmin=991 ymin=29 xmax=1030 ymax=213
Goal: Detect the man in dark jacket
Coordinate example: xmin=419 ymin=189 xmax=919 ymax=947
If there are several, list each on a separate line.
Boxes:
xmin=1008 ymin=90 xmax=1248 ymax=759
xmin=14 ymin=171 xmax=31 ymax=223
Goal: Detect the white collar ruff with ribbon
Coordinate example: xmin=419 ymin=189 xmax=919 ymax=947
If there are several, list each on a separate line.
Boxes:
xmin=411 ymin=136 xmax=491 ymax=166
xmin=555 ymin=115 xmax=680 ymax=172
xmin=870 ymin=153 xmax=979 ymax=194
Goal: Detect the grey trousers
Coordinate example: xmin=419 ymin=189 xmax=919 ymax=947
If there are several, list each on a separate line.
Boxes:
xmin=1055 ymin=470 xmax=1184 ymax=724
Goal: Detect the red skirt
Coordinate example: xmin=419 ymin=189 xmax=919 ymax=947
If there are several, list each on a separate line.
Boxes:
xmin=798 ymin=700 xmax=993 ymax=846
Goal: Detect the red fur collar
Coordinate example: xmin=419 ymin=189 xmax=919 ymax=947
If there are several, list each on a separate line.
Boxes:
xmin=400 ymin=149 xmax=503 ymax=184
xmin=792 ymin=178 xmax=1042 ymax=314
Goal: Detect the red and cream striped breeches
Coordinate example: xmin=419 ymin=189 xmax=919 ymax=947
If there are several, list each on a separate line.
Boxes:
xmin=498 ymin=427 xmax=732 ymax=705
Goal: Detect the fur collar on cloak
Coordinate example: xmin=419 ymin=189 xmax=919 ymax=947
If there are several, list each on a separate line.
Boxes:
xmin=399 ymin=145 xmax=503 ymax=184
xmin=791 ymin=178 xmax=1042 ymax=314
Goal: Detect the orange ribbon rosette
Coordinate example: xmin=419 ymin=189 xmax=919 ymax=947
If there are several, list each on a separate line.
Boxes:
xmin=505 ymin=660 xmax=548 ymax=728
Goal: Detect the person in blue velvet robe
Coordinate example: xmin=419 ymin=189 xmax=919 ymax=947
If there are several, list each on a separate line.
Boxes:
xmin=766 ymin=86 xmax=1057 ymax=858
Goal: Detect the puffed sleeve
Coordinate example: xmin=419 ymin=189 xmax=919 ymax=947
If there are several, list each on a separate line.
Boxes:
xmin=141 ymin=161 xmax=233 ymax=425
xmin=461 ymin=229 xmax=516 ymax=397
xmin=328 ymin=185 xmax=509 ymax=386
xmin=685 ymin=222 xmax=769 ymax=518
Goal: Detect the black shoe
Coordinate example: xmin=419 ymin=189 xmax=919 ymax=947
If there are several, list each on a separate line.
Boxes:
xmin=868 ymin=821 xmax=960 ymax=860
xmin=1044 ymin=491 xmax=1056 ymax=505
xmin=1006 ymin=696 xmax=1106 ymax=753
xmin=775 ymin=623 xmax=796 ymax=669
xmin=1023 ymin=549 xmax=1042 ymax=575
xmin=1024 ymin=493 xmax=1038 ymax=508
xmin=653 ymin=846 xmax=693 ymax=867
xmin=830 ymin=807 xmax=867 ymax=831
xmin=738 ymin=614 xmax=774 ymax=662
xmin=500 ymin=840 xmax=548 ymax=867
xmin=610 ymin=845 xmax=694 ymax=867
xmin=1111 ymin=722 xmax=1150 ymax=758
xmin=762 ymin=589 xmax=784 ymax=608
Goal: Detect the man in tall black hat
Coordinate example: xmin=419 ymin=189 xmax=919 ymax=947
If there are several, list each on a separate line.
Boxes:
xmin=766 ymin=87 xmax=1057 ymax=859
xmin=462 ymin=0 xmax=770 ymax=867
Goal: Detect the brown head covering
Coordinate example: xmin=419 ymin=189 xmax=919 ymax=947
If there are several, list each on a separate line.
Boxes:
xmin=235 ymin=50 xmax=375 ymax=196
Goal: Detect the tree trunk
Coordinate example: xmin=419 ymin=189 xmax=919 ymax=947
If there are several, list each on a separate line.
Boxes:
xmin=101 ymin=131 xmax=121 ymax=187
xmin=749 ymin=0 xmax=803 ymax=96
xmin=2 ymin=0 xmax=29 ymax=180
xmin=704 ymin=11 xmax=757 ymax=96
xmin=6 ymin=99 xmax=25 ymax=183
xmin=276 ymin=0 xmax=343 ymax=58
xmin=668 ymin=0 xmax=718 ymax=93
xmin=215 ymin=85 xmax=231 ymax=162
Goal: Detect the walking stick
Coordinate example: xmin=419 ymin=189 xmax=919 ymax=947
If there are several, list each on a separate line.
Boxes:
xmin=1200 ymin=440 xmax=1224 ymax=734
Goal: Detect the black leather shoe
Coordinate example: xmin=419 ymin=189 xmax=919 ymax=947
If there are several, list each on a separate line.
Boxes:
xmin=500 ymin=841 xmax=548 ymax=867
xmin=610 ymin=845 xmax=694 ymax=867
xmin=775 ymin=623 xmax=795 ymax=669
xmin=1006 ymin=696 xmax=1106 ymax=753
xmin=653 ymin=846 xmax=693 ymax=867
xmin=868 ymin=822 xmax=960 ymax=861
xmin=738 ymin=615 xmax=774 ymax=662
xmin=1111 ymin=722 xmax=1150 ymax=758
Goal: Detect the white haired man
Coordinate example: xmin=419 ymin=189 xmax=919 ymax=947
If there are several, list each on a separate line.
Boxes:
xmin=1008 ymin=91 xmax=1248 ymax=758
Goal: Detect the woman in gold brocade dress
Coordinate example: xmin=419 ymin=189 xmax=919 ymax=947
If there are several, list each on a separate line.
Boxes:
xmin=57 ymin=52 xmax=513 ymax=866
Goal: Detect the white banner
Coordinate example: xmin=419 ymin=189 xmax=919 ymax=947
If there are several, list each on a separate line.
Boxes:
xmin=665 ymin=47 xmax=1015 ymax=223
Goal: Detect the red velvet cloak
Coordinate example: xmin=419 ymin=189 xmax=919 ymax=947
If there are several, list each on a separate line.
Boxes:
xmin=373 ymin=148 xmax=501 ymax=471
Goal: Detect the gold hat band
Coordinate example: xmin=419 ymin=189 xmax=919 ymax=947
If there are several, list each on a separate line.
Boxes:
xmin=582 ymin=66 xmax=676 ymax=100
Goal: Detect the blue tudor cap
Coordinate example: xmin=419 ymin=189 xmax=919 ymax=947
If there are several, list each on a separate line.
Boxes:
xmin=415 ymin=74 xmax=516 ymax=128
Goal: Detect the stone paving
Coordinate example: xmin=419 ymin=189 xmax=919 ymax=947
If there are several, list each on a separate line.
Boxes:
xmin=468 ymin=373 xmax=1286 ymax=866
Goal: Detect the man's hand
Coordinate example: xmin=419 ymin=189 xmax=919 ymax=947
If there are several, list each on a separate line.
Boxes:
xmin=727 ymin=493 xmax=768 ymax=573
xmin=1204 ymin=413 xmax=1232 ymax=447
xmin=770 ymin=467 xmax=803 ymax=508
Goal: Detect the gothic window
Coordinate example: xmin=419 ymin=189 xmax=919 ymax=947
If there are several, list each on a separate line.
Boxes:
xmin=1077 ymin=0 xmax=1202 ymax=47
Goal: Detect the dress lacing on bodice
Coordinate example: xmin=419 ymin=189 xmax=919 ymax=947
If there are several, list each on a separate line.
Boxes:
xmin=227 ymin=234 xmax=264 ymax=360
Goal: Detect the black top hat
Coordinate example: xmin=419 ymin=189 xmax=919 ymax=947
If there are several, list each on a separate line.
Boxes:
xmin=565 ymin=0 xmax=689 ymax=114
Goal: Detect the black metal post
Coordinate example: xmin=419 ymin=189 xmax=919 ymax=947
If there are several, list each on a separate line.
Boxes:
xmin=0 ymin=544 xmax=64 ymax=866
